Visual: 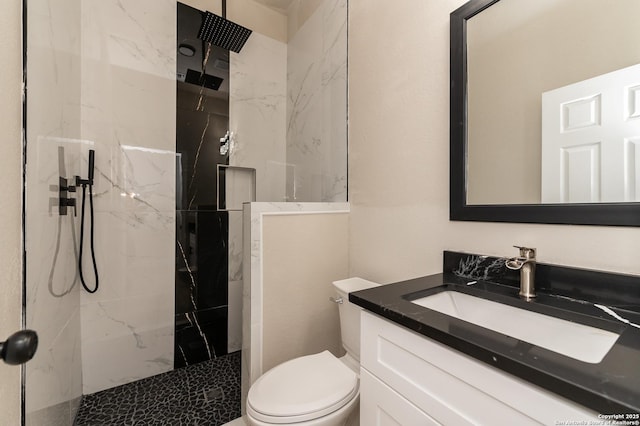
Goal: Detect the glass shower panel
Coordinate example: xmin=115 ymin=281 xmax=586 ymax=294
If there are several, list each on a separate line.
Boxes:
xmin=24 ymin=0 xmax=83 ymax=422
xmin=25 ymin=0 xmax=176 ymax=423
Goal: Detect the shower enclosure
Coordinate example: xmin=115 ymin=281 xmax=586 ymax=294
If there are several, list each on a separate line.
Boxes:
xmin=23 ymin=0 xmax=348 ymax=424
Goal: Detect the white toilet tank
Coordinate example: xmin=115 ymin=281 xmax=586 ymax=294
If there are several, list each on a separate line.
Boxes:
xmin=332 ymin=278 xmax=380 ymax=363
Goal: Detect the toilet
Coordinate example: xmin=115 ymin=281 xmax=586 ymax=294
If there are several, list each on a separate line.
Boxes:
xmin=246 ymin=277 xmax=380 ymax=426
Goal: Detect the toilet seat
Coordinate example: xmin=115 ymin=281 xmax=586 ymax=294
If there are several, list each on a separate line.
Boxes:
xmin=247 ymin=351 xmax=358 ymax=424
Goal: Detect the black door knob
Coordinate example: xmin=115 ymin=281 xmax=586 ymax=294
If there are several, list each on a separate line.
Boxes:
xmin=0 ymin=330 xmax=38 ymax=365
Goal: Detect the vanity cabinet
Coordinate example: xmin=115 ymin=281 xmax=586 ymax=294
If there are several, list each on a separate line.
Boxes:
xmin=359 ymin=311 xmax=599 ymax=425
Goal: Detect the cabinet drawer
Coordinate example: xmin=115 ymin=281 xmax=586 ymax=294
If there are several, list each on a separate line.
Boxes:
xmin=361 ymin=368 xmax=441 ymax=426
xmin=361 ymin=311 xmax=598 ymax=425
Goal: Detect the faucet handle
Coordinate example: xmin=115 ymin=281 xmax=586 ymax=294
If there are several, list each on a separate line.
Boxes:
xmin=513 ymin=245 xmax=536 ymax=259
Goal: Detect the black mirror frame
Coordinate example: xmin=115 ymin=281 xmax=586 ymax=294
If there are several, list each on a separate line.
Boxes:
xmin=450 ymin=0 xmax=640 ymax=226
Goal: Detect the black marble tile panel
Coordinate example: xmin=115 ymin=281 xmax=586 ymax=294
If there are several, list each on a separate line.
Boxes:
xmin=176 ymin=91 xmax=229 ymax=211
xmin=176 ymin=210 xmax=228 ymax=315
xmin=175 ymin=306 xmax=228 ymax=369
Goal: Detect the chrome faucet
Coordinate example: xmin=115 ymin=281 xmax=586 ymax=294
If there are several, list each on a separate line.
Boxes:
xmin=505 ymin=246 xmax=536 ymax=300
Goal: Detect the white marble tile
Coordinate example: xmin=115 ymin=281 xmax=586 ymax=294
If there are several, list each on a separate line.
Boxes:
xmin=25 ymin=0 xmax=84 ymax=420
xmin=73 ymin=0 xmax=177 ymax=395
xmin=77 ymin=211 xmax=174 ymax=302
xmin=24 ymin=207 xmax=80 ymax=354
xmin=81 ymin=321 xmax=174 ymax=394
xmin=112 ymin=144 xmax=176 ymax=213
xmin=81 ymin=0 xmax=176 ymax=79
xmin=81 ymin=64 xmax=176 ymax=214
xmin=230 ymin=32 xmax=288 ymax=202
xmin=228 ymin=280 xmax=243 ymax=354
xmin=80 ymin=290 xmax=174 ymax=394
xmin=26 ymin=397 xmax=82 ymax=426
xmin=285 ymin=0 xmax=348 ymax=202
xmin=80 ymin=291 xmax=174 ymax=344
xmin=241 ymin=205 xmax=252 ymax=414
xmin=229 ymin=211 xmax=244 ymax=282
xmin=79 ymin=209 xmax=174 ymax=392
xmin=26 ymin=307 xmax=82 ymax=414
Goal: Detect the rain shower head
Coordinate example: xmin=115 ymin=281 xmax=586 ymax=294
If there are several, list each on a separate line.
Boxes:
xmin=198 ymin=12 xmax=252 ymax=53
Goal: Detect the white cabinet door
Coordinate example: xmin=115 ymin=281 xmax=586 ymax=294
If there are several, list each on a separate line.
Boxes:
xmin=542 ymin=63 xmax=640 ymax=202
xmin=360 ymin=368 xmax=441 ymax=426
xmin=360 ymin=311 xmax=599 ymax=425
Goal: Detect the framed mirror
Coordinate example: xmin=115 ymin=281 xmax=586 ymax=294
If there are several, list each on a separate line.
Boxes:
xmin=450 ymin=0 xmax=640 ymax=226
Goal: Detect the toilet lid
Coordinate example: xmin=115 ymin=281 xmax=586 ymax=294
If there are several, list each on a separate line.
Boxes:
xmin=247 ymin=350 xmax=358 ymax=423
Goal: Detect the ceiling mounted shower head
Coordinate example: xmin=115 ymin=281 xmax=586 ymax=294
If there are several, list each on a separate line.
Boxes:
xmin=197 ymin=12 xmax=252 ymax=53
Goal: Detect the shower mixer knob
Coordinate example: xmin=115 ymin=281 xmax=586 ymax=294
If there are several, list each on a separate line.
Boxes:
xmin=62 ymin=198 xmax=77 ymax=216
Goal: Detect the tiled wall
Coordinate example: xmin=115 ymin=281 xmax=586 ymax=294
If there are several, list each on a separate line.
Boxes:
xmin=229 ymin=30 xmax=288 ymax=354
xmin=25 ymin=0 xmax=84 ymax=423
xmin=78 ymin=0 xmax=176 ymax=394
xmin=174 ymin=84 xmax=231 ymax=366
xmin=228 ymin=1 xmax=348 ymax=385
xmin=286 ymin=0 xmax=348 ymax=202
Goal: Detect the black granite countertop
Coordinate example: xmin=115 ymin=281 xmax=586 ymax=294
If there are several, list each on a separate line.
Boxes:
xmin=350 ymin=251 xmax=640 ymax=414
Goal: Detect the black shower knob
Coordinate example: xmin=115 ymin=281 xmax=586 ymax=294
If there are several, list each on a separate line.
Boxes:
xmin=0 ymin=330 xmax=38 ymax=365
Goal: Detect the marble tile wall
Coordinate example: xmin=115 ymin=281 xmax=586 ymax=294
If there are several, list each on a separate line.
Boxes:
xmin=229 ymin=31 xmax=288 ymax=203
xmin=78 ymin=0 xmax=176 ymax=394
xmin=25 ymin=0 xmax=84 ymax=423
xmin=286 ymin=0 xmax=348 ymax=202
xmin=229 ymin=31 xmax=288 ymax=354
xmin=175 ymin=85 xmax=231 ymax=367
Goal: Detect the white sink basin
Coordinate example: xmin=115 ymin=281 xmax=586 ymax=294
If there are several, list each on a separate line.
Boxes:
xmin=410 ymin=291 xmax=619 ymax=363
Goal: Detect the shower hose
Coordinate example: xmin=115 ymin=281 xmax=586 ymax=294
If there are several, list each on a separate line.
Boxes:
xmin=79 ymin=181 xmax=99 ymax=293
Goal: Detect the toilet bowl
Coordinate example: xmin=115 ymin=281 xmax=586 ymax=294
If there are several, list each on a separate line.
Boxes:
xmin=246 ymin=278 xmax=380 ymax=426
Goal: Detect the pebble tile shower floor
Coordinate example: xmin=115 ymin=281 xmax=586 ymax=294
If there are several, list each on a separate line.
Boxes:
xmin=74 ymin=351 xmax=241 ymax=425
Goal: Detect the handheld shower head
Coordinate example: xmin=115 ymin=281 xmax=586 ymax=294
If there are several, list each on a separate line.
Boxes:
xmin=88 ymin=149 xmax=95 ymax=184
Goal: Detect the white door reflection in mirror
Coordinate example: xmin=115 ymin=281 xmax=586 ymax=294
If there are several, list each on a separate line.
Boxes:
xmin=542 ymin=63 xmax=640 ymax=203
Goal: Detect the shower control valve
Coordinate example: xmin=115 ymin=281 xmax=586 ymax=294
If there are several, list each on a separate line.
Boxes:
xmin=60 ymin=178 xmax=76 ymax=193
xmin=59 ymin=176 xmax=77 ymax=216
xmin=60 ymin=197 xmax=77 ymax=216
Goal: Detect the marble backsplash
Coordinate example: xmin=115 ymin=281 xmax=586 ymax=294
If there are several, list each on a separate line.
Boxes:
xmin=444 ymin=250 xmax=640 ymax=310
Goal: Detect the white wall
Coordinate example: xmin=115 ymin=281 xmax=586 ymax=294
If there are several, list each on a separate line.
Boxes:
xmin=348 ymin=0 xmax=640 ymax=285
xmin=262 ymin=213 xmax=348 ymax=372
xmin=0 ymin=0 xmax=24 ymax=424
